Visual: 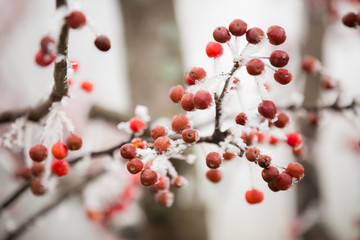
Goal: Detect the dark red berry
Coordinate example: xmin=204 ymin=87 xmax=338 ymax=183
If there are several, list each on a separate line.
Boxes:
xmin=274 ymin=112 xmax=289 ymax=128
xmin=246 ymin=59 xmax=265 ymax=76
xmin=66 ymin=133 xmax=82 ymax=150
xmin=127 ymin=157 xmax=144 ymax=174
xmin=193 ymin=90 xmax=213 ymax=110
xmin=169 ymin=85 xmax=185 ymax=103
xmin=229 ymin=19 xmax=247 ymax=36
xmin=31 ymin=162 xmax=45 ymax=177
xmin=153 ymin=136 xmax=171 ymax=153
xmin=35 ymin=49 xmax=56 ymax=67
xmin=274 ymin=69 xmax=292 ymax=85
xmin=94 ymin=35 xmax=111 ymax=51
xmin=213 ymin=26 xmax=231 ymax=43
xmin=286 ymin=162 xmax=304 ymax=180
xmin=206 ymin=169 xmax=222 ymax=183
xmin=29 ymin=144 xmax=48 ymax=162
xmin=269 ymin=50 xmax=289 ymax=68
xmin=51 ymin=142 xmax=68 ymax=159
xmin=182 ymin=129 xmax=199 ymax=143
xmin=18 ymin=167 xmax=33 ymax=181
xmin=206 ymin=152 xmax=222 ymax=169
xmin=171 ymin=114 xmax=190 ymax=133
xmin=235 ymin=112 xmax=247 ymax=126
xmin=120 ymin=143 xmax=137 ymax=159
xmin=150 ymin=125 xmax=167 ymax=139
xmin=40 ymin=36 xmax=55 ymax=54
xmin=140 ymin=169 xmax=158 ymax=186
xmin=189 ymin=67 xmax=206 ymax=81
xmin=206 ymin=41 xmax=223 ymax=58
xmin=66 ymin=11 xmax=86 ymax=29
xmin=342 ymin=12 xmax=358 ymax=28
xmin=246 ymin=27 xmax=265 ymax=44
xmin=245 ymin=189 xmax=264 ymax=204
xmin=31 ymin=178 xmax=47 ymax=196
xmin=257 ymin=155 xmax=272 ymax=168
xmin=261 ymin=166 xmax=279 ymax=182
xmin=274 ymin=172 xmax=292 ymax=190
xmin=268 ymin=182 xmax=279 ymax=192
xmin=258 ymin=100 xmax=277 ymax=119
xmin=181 ymin=93 xmax=195 ymax=111
xmin=267 ymin=25 xmax=287 ymax=45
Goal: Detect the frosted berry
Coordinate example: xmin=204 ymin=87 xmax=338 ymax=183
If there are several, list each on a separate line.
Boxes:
xmin=342 ymin=12 xmax=358 ymax=28
xmin=258 ymin=100 xmax=277 ymax=119
xmin=245 ymin=189 xmax=264 ymax=204
xmin=169 ymin=85 xmax=185 ymax=103
xmin=301 ymin=55 xmax=317 ymax=73
xmin=127 ymin=157 xmax=144 ymax=174
xmin=270 ymin=50 xmax=289 ymax=68
xmin=155 ymin=176 xmax=170 ymax=191
xmin=229 ymin=19 xmax=247 ymax=36
xmin=241 ymin=131 xmax=255 ymax=146
xmin=35 ymin=49 xmax=56 ymax=67
xmin=181 ymin=93 xmax=195 ymax=111
xmin=51 ymin=142 xmax=68 ymax=159
xmin=40 ymin=36 xmax=55 ymax=54
xmin=206 ymin=169 xmax=222 ymax=183
xmin=173 ymin=176 xmax=188 ymax=188
xmin=150 ymin=125 xmax=166 ymax=139
xmin=31 ymin=179 xmax=47 ymax=196
xmin=261 ymin=166 xmax=279 ymax=182
xmin=171 ymin=114 xmax=190 ymax=133
xmin=153 ymin=136 xmax=171 ymax=153
xmin=29 ymin=144 xmax=48 ymax=162
xmin=206 ymin=152 xmax=222 ymax=169
xmin=274 ymin=172 xmax=292 ymax=190
xmin=274 ymin=112 xmax=289 ymax=128
xmin=51 ymin=159 xmax=70 ymax=177
xmin=246 ymin=59 xmax=264 ymax=76
xmin=185 ymin=74 xmax=195 ymax=85
xmin=267 ymin=25 xmax=287 ymax=45
xmin=235 ymin=112 xmax=247 ymax=126
xmin=120 ymin=143 xmax=137 ymax=159
xmin=140 ymin=169 xmax=158 ymax=186
xmin=66 ymin=11 xmax=86 ymax=29
xmin=155 ymin=191 xmax=174 ymax=207
xmin=206 ymin=41 xmax=223 ymax=58
xmin=129 ymin=117 xmax=146 ymax=133
xmin=80 ymin=81 xmax=94 ymax=92
xmin=245 ymin=147 xmax=260 ymax=162
xmin=246 ymin=27 xmax=265 ymax=44
xmin=223 ymin=151 xmax=236 ymax=160
xmin=94 ymin=35 xmax=111 ymax=51
xmin=189 ymin=67 xmax=206 ymax=81
xmin=182 ymin=129 xmax=199 ymax=143
xmin=31 ymin=162 xmax=45 ymax=177
xmin=274 ymin=69 xmax=292 ymax=85
xmin=66 ymin=133 xmax=82 ymax=150
xmin=286 ymin=162 xmax=304 ymax=180
xmin=287 ymin=132 xmax=302 ymax=148
xmin=257 ymin=155 xmax=272 ymax=168
xmin=131 ymin=137 xmax=146 ymax=149
xmin=213 ymin=26 xmax=231 ymax=43
xmin=193 ymin=90 xmax=213 ymax=110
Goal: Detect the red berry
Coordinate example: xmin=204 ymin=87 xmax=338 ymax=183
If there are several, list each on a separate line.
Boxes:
xmin=66 ymin=133 xmax=82 ymax=150
xmin=245 ymin=189 xmax=264 ymax=204
xmin=189 ymin=67 xmax=206 ymax=81
xmin=80 ymin=81 xmax=94 ymax=92
xmin=169 ymin=85 xmax=185 ymax=103
xmin=193 ymin=90 xmax=213 ymax=109
xmin=40 ymin=36 xmax=56 ymax=54
xmin=51 ymin=159 xmax=70 ymax=177
xmin=206 ymin=169 xmax=222 ymax=183
xmin=287 ymin=132 xmax=302 ymax=148
xmin=274 ymin=112 xmax=289 ymax=128
xmin=246 ymin=59 xmax=265 ymax=76
xmin=120 ymin=143 xmax=137 ymax=159
xmin=173 ymin=176 xmax=188 ymax=188
xmin=51 ymin=142 xmax=68 ymax=159
xmin=31 ymin=162 xmax=45 ymax=177
xmin=322 ymin=77 xmax=335 ymax=90
xmin=153 ymin=136 xmax=171 ymax=153
xmin=171 ymin=114 xmax=190 ymax=133
xmin=274 ymin=172 xmax=292 ymax=190
xmin=185 ymin=74 xmax=195 ymax=85
xmin=241 ymin=132 xmax=255 ymax=146
xmin=213 ymin=26 xmax=231 ymax=43
xmin=245 ymin=148 xmax=260 ymax=162
xmin=35 ymin=49 xmax=56 ymax=67
xmin=258 ymin=100 xmax=277 ymax=119
xmin=131 ymin=137 xmax=146 ymax=149
xmin=127 ymin=157 xmax=144 ymax=174
xmin=18 ymin=167 xmax=33 ymax=181
xmin=223 ymin=151 xmax=236 ymax=160
xmin=150 ymin=125 xmax=167 ymax=139
xmin=269 ymin=136 xmax=279 ymax=145
xmin=29 ymin=144 xmax=48 ymax=162
xmin=144 ymin=159 xmax=153 ymax=169
xmin=31 ymin=178 xmax=47 ymax=196
xmin=94 ymin=35 xmax=111 ymax=51
xmin=261 ymin=166 xmax=279 ymax=182
xmin=155 ymin=191 xmax=174 ymax=207
xmin=70 ymin=60 xmax=79 ymax=72
xmin=268 ymin=182 xmax=279 ymax=192
xmin=274 ymin=69 xmax=292 ymax=85
xmin=292 ymin=146 xmax=305 ymax=158
xmin=206 ymin=152 xmax=222 ymax=169
xmin=270 ymin=50 xmax=289 ymax=68
xmin=254 ymin=130 xmax=265 ymax=143
xmin=129 ymin=117 xmax=146 ymax=133
xmin=140 ymin=169 xmax=158 ymax=186
xmin=229 ymin=19 xmax=247 ymax=36
xmin=155 ymin=176 xmax=170 ymax=191
xmin=246 ymin=27 xmax=265 ymax=44
xmin=181 ymin=93 xmax=195 ymax=111
xmin=267 ymin=25 xmax=287 ymax=45
xmin=286 ymin=162 xmax=304 ymax=180
xmin=182 ymin=129 xmax=199 ymax=143
xmin=257 ymin=155 xmax=272 ymax=168
xmin=301 ymin=55 xmax=317 ymax=73
xmin=206 ymin=41 xmax=223 ymax=58
xmin=66 ymin=11 xmax=86 ymax=29
xmin=235 ymin=112 xmax=247 ymax=126
xmin=342 ymin=12 xmax=358 ymax=28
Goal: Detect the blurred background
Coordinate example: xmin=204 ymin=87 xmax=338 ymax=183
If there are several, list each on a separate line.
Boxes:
xmin=0 ymin=0 xmax=360 ymax=239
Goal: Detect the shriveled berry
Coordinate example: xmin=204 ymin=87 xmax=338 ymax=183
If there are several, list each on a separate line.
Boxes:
xmin=189 ymin=67 xmax=206 ymax=81
xmin=66 ymin=133 xmax=83 ymax=150
xmin=206 ymin=41 xmax=223 ymax=58
xmin=268 ymin=182 xmax=279 ymax=192
xmin=120 ymin=143 xmax=137 ymax=159
xmin=301 ymin=55 xmax=317 ymax=73
xmin=153 ymin=136 xmax=171 ymax=153
xmin=182 ymin=129 xmax=199 ymax=143
xmin=29 ymin=144 xmax=48 ymax=162
xmin=246 ymin=59 xmax=265 ymax=76
xmin=206 ymin=152 xmax=222 ymax=169
xmin=31 ymin=162 xmax=45 ymax=177
xmin=40 ymin=36 xmax=55 ymax=54
xmin=213 ymin=26 xmax=231 ymax=43
xmin=245 ymin=148 xmax=260 ymax=162
xmin=274 ymin=69 xmax=292 ymax=85
xmin=185 ymin=74 xmax=195 ymax=85
xmin=229 ymin=19 xmax=247 ymax=36
xmin=173 ymin=176 xmax=188 ymax=188
xmin=127 ymin=157 xmax=144 ymax=174
xmin=193 ymin=90 xmax=213 ymax=110
xmin=140 ymin=169 xmax=158 ymax=186
xmin=258 ymin=100 xmax=277 ymax=119
xmin=261 ymin=166 xmax=279 ymax=182
xmin=171 ymin=114 xmax=190 ymax=133
xmin=94 ymin=35 xmax=111 ymax=51
xmin=223 ymin=151 xmax=236 ymax=160
xmin=80 ymin=81 xmax=94 ymax=92
xmin=245 ymin=189 xmax=264 ymax=204
xmin=267 ymin=25 xmax=287 ymax=45
xmin=286 ymin=162 xmax=304 ymax=180
xmin=155 ymin=191 xmax=174 ymax=207
xmin=274 ymin=112 xmax=289 ymax=128
xmin=246 ymin=27 xmax=265 ymax=44
xmin=35 ymin=49 xmax=56 ymax=67
xmin=169 ymin=85 xmax=185 ymax=103
xmin=66 ymin=11 xmax=86 ymax=29
xmin=342 ymin=12 xmax=358 ymax=28
xmin=129 ymin=117 xmax=146 ymax=133
xmin=51 ymin=159 xmax=70 ymax=177
xmin=181 ymin=93 xmax=195 ymax=111
xmin=274 ymin=172 xmax=292 ymax=190
xmin=287 ymin=132 xmax=302 ymax=148
xmin=51 ymin=142 xmax=68 ymax=159
xmin=257 ymin=155 xmax=272 ymax=168
xmin=150 ymin=125 xmax=166 ymax=139
xmin=206 ymin=169 xmax=222 ymax=183
xmin=235 ymin=112 xmax=247 ymax=126
xmin=270 ymin=50 xmax=289 ymax=68
xmin=155 ymin=176 xmax=170 ymax=190
xmin=31 ymin=178 xmax=47 ymax=196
